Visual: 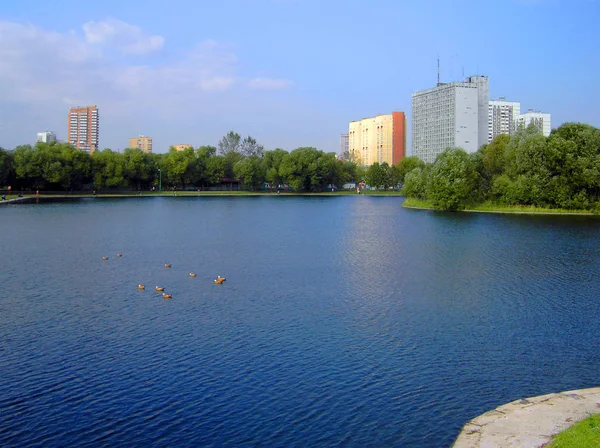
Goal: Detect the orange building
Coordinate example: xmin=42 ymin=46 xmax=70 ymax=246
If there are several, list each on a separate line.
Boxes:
xmin=129 ymin=135 xmax=153 ymax=153
xmin=68 ymin=105 xmax=99 ymax=153
xmin=172 ymin=144 xmax=193 ymax=151
xmin=391 ymin=111 xmax=406 ymax=165
xmin=348 ymin=111 xmax=406 ymax=167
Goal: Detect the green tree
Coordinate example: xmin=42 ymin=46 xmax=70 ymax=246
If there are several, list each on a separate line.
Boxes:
xmin=0 ymin=148 xmax=14 ymax=187
xmin=503 ymin=124 xmax=551 ymax=206
xmin=481 ymin=134 xmax=510 ymax=178
xmin=263 ymin=148 xmax=288 ymax=188
xmin=428 ymin=148 xmax=477 ymax=210
xmin=396 ymin=156 xmax=425 ymax=184
xmin=196 ymin=145 xmax=217 ymax=189
xmin=123 ymin=148 xmax=153 ymax=190
xmin=234 ymin=156 xmax=264 ymax=190
xmin=402 ymin=166 xmax=429 ymax=199
xmin=92 ymin=149 xmax=126 ymax=189
xmin=366 ymin=162 xmax=384 ymax=189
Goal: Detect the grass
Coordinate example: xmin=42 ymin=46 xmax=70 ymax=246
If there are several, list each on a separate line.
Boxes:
xmin=546 ymin=414 xmax=600 ymax=447
xmin=402 ymin=197 xmax=596 ymax=215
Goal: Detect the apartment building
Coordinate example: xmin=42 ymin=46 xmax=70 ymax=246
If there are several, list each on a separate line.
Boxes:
xmin=412 ymin=76 xmax=488 ymax=164
xmin=515 ymin=110 xmax=551 ymax=137
xmin=129 ymin=135 xmax=153 ymax=153
xmin=68 ymin=105 xmax=99 ymax=153
xmin=488 ymin=98 xmax=521 ymax=142
xmin=348 ymin=112 xmax=406 ymax=167
xmin=36 ymin=131 xmax=56 ymax=143
xmin=172 ymin=144 xmax=193 ymax=151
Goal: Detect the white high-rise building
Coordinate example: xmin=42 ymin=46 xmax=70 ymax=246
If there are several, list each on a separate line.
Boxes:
xmin=340 ymin=133 xmax=349 ymax=156
xmin=488 ymin=98 xmax=521 ymax=143
xmin=515 ymin=110 xmax=551 ymax=137
xmin=412 ymin=76 xmax=488 ymax=164
xmin=36 ymin=131 xmax=57 ymax=143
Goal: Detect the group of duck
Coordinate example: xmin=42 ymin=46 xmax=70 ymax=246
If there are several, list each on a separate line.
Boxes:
xmin=101 ymin=254 xmax=226 ymax=299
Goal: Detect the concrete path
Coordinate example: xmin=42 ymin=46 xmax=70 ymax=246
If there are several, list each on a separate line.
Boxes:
xmin=453 ymin=387 xmax=600 ymax=447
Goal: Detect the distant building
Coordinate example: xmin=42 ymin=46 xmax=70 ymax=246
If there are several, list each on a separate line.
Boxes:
xmin=340 ymin=133 xmax=349 ymax=157
xmin=37 ymin=131 xmax=56 ymax=143
xmin=348 ymin=112 xmax=406 ymax=167
xmin=68 ymin=105 xmax=99 ymax=153
xmin=515 ymin=110 xmax=551 ymax=137
xmin=488 ymin=98 xmax=521 ymax=142
xmin=172 ymin=144 xmax=193 ymax=151
xmin=129 ymin=135 xmax=153 ymax=153
xmin=412 ymin=76 xmax=489 ymax=164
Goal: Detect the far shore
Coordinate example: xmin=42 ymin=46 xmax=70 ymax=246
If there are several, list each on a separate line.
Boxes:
xmin=402 ymin=197 xmax=598 ymax=216
xmin=0 ymin=190 xmax=404 ymax=202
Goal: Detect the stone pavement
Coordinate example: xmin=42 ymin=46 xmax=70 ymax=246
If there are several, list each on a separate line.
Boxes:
xmin=453 ymin=387 xmax=600 ymax=448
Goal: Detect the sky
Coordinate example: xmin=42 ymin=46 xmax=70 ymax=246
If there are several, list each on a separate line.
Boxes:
xmin=0 ymin=0 xmax=599 ymax=154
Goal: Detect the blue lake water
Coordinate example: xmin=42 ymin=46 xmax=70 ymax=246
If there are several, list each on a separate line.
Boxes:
xmin=1 ymin=196 xmax=599 ymax=447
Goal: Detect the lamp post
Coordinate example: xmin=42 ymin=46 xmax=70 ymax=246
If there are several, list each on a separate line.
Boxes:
xmin=158 ymin=168 xmax=162 ymax=192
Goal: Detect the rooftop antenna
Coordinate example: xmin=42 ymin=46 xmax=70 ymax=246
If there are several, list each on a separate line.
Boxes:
xmin=437 ymin=55 xmax=440 ymax=86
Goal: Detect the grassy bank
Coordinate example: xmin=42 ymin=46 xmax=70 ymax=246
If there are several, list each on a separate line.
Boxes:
xmin=402 ymin=198 xmax=596 ymax=215
xmin=548 ymin=413 xmax=600 ymax=447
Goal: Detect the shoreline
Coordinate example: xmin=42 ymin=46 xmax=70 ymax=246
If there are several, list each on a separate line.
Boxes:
xmin=402 ymin=199 xmax=598 ymax=216
xmin=452 ymin=386 xmax=600 ymax=447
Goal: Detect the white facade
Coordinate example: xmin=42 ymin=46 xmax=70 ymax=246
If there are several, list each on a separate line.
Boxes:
xmin=340 ymin=133 xmax=349 ymax=156
xmin=515 ymin=110 xmax=551 ymax=137
xmin=488 ymin=98 xmax=521 ymax=143
xmin=412 ymin=79 xmax=483 ymax=164
xmin=467 ymin=76 xmax=490 ymax=149
xmin=36 ymin=131 xmax=57 ymax=143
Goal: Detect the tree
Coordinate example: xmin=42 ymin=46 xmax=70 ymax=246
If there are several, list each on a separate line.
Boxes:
xmin=279 ymin=147 xmax=329 ymax=192
xmin=481 ymin=134 xmax=510 ymax=178
xmin=0 ymin=148 xmax=14 ymax=187
xmin=396 ymin=156 xmax=425 ymax=184
xmin=217 ymin=131 xmax=241 ymax=155
xmin=503 ymin=125 xmax=551 ymax=206
xmin=234 ymin=156 xmax=264 ymax=190
xmin=240 ymin=136 xmax=264 ymax=158
xmin=402 ymin=167 xmax=429 ymax=199
xmin=263 ymin=148 xmax=288 ymax=188
xmin=92 ymin=149 xmax=125 ymax=189
xmin=366 ymin=162 xmax=384 ymax=189
xmin=428 ymin=148 xmax=477 ymax=210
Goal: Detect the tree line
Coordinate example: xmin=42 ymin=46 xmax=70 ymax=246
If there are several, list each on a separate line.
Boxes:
xmin=0 ymin=131 xmax=404 ymax=192
xmin=400 ymin=122 xmax=600 ymax=211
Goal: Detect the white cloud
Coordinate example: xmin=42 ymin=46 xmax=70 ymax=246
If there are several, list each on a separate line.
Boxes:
xmin=0 ymin=19 xmax=302 ymax=151
xmin=249 ymin=78 xmax=294 ymax=90
xmin=82 ymin=18 xmax=164 ymax=55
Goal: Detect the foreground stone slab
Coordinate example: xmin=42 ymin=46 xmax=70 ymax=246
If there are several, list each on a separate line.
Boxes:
xmin=453 ymin=387 xmax=600 ymax=448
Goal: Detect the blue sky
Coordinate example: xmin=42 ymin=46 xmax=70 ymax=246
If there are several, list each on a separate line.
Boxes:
xmin=0 ymin=0 xmax=598 ymax=154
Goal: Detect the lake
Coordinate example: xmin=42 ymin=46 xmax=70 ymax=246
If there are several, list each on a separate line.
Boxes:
xmin=1 ymin=196 xmax=599 ymax=447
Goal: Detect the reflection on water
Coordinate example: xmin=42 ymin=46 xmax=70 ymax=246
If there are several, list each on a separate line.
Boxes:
xmin=1 ymin=196 xmax=599 ymax=447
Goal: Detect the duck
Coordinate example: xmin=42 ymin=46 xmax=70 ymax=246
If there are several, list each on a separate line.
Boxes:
xmin=138 ymin=284 xmax=145 ymax=290
xmin=189 ymin=273 xmax=196 ymax=277
xmin=117 ymin=253 xmax=123 ymax=257
xmin=214 ymin=276 xmax=226 ymax=285
xmin=164 ymin=263 xmax=172 ymax=268
xmin=155 ymin=286 xmax=164 ymax=292
xmin=102 ymin=257 xmax=109 ymax=260
xmin=162 ymin=293 xmax=172 ymax=299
